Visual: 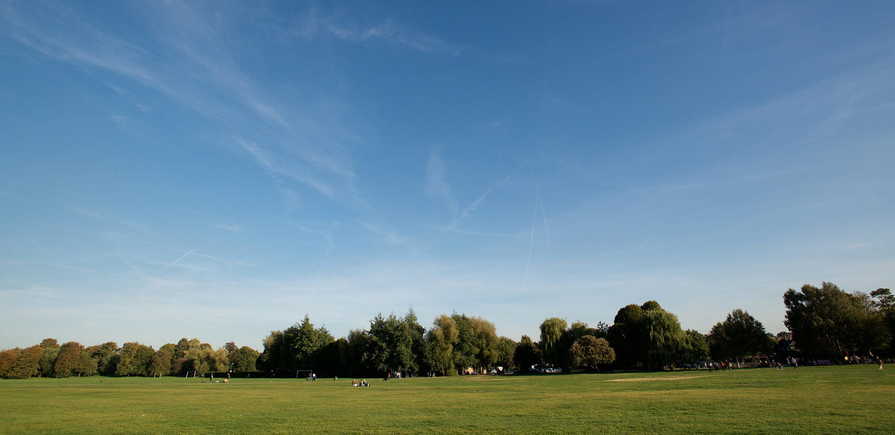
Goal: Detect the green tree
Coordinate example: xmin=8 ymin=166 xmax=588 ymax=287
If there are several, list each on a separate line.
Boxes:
xmin=709 ymin=309 xmax=772 ymax=361
xmin=871 ymin=288 xmax=895 ymax=356
xmin=224 ymin=341 xmax=239 ymax=362
xmin=38 ymin=338 xmax=60 ymax=377
xmin=258 ymin=331 xmax=288 ymax=375
xmin=53 ymin=342 xmax=84 ymax=378
xmin=641 ymin=308 xmax=686 ymax=369
xmin=77 ymin=350 xmax=97 ymax=376
xmin=232 ymin=346 xmax=260 ymax=373
xmin=286 ymin=315 xmax=334 ymax=372
xmin=150 ymin=348 xmax=173 ymax=377
xmin=404 ymin=311 xmax=428 ymax=376
xmin=785 ymin=283 xmax=891 ymax=357
xmin=86 ymin=342 xmax=118 ymax=376
xmin=679 ymin=330 xmax=710 ymax=365
xmin=608 ymin=301 xmax=687 ymax=369
xmin=258 ymin=316 xmax=334 ymax=376
xmin=513 ymin=335 xmax=542 ymax=372
xmin=425 ymin=315 xmax=458 ymax=375
xmin=608 ymin=304 xmax=645 ymax=368
xmin=314 ymin=339 xmax=349 ymax=377
xmin=496 ymin=337 xmax=517 ymax=370
xmin=116 ymin=342 xmax=155 ymax=376
xmin=367 ymin=313 xmax=416 ymax=375
xmin=346 ymin=329 xmax=376 ymax=376
xmin=539 ymin=317 xmax=568 ymax=367
xmin=467 ymin=316 xmax=500 ymax=372
xmin=556 ymin=321 xmax=603 ymax=370
xmin=569 ymin=335 xmax=615 ymax=370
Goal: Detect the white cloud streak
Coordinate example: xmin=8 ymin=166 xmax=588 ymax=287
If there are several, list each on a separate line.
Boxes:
xmin=1 ymin=1 xmax=359 ymax=203
xmin=293 ymin=9 xmax=461 ymax=55
xmin=425 ymin=149 xmax=458 ymax=216
xmin=214 ymin=224 xmax=242 ymax=233
xmin=359 ymin=221 xmax=408 ymax=247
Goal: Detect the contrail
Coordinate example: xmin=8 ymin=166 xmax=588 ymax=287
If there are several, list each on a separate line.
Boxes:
xmin=169 ymin=249 xmax=196 ymax=267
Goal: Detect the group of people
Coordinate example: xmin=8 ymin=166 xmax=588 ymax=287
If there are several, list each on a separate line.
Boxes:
xmin=351 ymin=379 xmax=370 ymax=387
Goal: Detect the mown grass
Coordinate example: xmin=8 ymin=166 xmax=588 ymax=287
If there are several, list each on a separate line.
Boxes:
xmin=1 ymin=365 xmax=892 ymax=433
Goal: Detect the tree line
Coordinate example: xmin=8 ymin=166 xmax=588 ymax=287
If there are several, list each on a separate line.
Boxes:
xmin=0 ymin=338 xmax=259 ymax=379
xmin=1 ymin=282 xmax=891 ymax=379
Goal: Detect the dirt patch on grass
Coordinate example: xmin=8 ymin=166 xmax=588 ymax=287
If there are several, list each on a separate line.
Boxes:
xmin=608 ymin=375 xmax=706 ymax=383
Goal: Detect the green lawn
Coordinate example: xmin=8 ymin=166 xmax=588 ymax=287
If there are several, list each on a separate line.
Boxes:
xmin=1 ymin=366 xmax=892 ymax=433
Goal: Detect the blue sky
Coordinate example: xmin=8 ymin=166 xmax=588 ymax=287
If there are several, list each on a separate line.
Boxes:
xmin=1 ymin=0 xmax=893 ymax=349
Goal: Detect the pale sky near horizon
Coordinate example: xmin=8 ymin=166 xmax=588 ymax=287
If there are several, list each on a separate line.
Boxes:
xmin=1 ymin=0 xmax=893 ymax=350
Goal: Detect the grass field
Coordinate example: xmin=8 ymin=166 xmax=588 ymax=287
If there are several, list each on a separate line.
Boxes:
xmin=1 ymin=366 xmax=893 ymax=433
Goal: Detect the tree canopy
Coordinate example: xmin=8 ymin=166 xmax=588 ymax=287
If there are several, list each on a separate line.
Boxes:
xmin=709 ymin=309 xmax=772 ymax=361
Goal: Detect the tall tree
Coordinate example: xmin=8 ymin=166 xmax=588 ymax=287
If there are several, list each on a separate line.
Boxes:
xmin=224 ymin=342 xmax=239 ymax=361
xmin=232 ymin=346 xmax=260 ymax=373
xmin=116 ymin=342 xmax=155 ymax=376
xmin=450 ymin=314 xmax=477 ymax=372
xmin=513 ymin=335 xmax=541 ymax=372
xmin=38 ymin=338 xmax=60 ymax=377
xmin=367 ymin=313 xmax=415 ymax=375
xmin=785 ymin=282 xmax=890 ymax=357
xmin=425 ymin=315 xmax=458 ymax=375
xmin=467 ymin=316 xmax=500 ymax=372
xmin=346 ymin=329 xmax=374 ymax=376
xmin=404 ymin=311 xmax=428 ymax=375
xmin=77 ymin=350 xmax=97 ymax=376
xmin=539 ymin=318 xmax=568 ymax=367
xmin=150 ymin=347 xmax=174 ymax=377
xmin=640 ymin=308 xmax=686 ymax=370
xmin=871 ymin=288 xmax=895 ymax=355
xmin=679 ymin=330 xmax=710 ymax=365
xmin=496 ymin=337 xmax=517 ymax=371
xmin=258 ymin=331 xmax=288 ymax=376
xmin=286 ymin=315 xmax=334 ymax=371
xmin=53 ymin=342 xmax=84 ymax=378
xmin=709 ymin=309 xmax=771 ymax=361
xmin=86 ymin=342 xmax=119 ymax=376
xmin=608 ymin=304 xmax=645 ymax=368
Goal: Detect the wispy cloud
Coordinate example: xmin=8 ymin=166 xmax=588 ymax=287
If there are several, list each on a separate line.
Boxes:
xmin=294 ymin=222 xmax=338 ymax=257
xmin=69 ymin=206 xmax=150 ymax=234
xmin=214 ymin=223 xmax=242 ymax=233
xmin=359 ymin=221 xmax=409 ymax=247
xmin=425 ymin=148 xmax=458 ymax=216
xmin=438 ymin=227 xmax=523 ymax=239
xmin=293 ymin=9 xmax=460 ymax=55
xmin=2 ymin=1 xmax=360 ymax=204
xmin=447 ymin=175 xmax=511 ymax=231
xmin=236 ymin=137 xmax=336 ymax=199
